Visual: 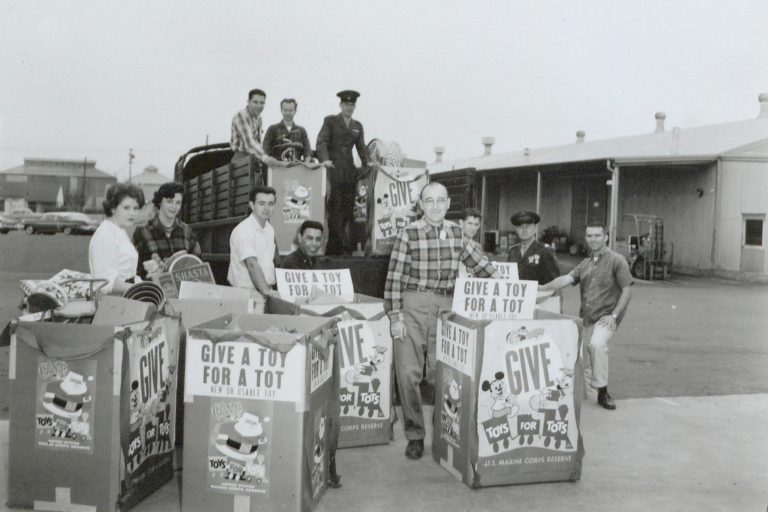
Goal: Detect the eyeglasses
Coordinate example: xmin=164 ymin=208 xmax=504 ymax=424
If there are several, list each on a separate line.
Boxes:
xmin=422 ymin=198 xmax=448 ymax=207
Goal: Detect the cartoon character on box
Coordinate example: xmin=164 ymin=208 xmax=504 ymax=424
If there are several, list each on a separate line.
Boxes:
xmin=442 ymin=378 xmax=461 ymax=444
xmin=481 ymin=371 xmax=519 ymax=418
xmin=125 ymin=380 xmax=144 ymax=473
xmin=283 ymin=185 xmax=311 ymax=221
xmin=311 ymin=414 xmax=326 ymax=494
xmin=215 ymin=412 xmax=270 ymax=482
xmin=42 ymin=371 xmax=93 ymax=439
xmin=344 ymin=345 xmax=387 ymax=418
xmin=530 ymin=368 xmax=573 ymax=449
xmin=353 ymin=183 xmax=368 ymax=223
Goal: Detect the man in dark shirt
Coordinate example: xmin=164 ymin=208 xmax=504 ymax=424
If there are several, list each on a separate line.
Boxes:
xmin=280 ymin=220 xmax=324 ymax=269
xmin=507 ymin=210 xmax=560 ymax=284
xmin=133 ymin=182 xmax=201 ymax=278
xmin=316 ymin=90 xmax=371 ymax=255
xmin=542 ymin=222 xmax=633 ymax=410
xmin=262 ymin=98 xmax=312 ymax=162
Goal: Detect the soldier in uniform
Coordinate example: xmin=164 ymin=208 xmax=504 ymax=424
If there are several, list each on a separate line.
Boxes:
xmin=316 ymin=90 xmax=371 ymax=255
xmin=507 ymin=210 xmax=560 ymax=284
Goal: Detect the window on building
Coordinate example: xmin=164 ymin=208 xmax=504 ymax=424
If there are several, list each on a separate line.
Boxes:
xmin=743 ymin=215 xmax=764 ymax=247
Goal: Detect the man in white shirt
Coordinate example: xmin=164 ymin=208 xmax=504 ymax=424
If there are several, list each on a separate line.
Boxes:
xmin=228 ymin=186 xmax=282 ymax=310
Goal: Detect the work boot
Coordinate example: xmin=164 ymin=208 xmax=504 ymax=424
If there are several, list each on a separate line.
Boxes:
xmin=327 ymin=454 xmax=342 ymax=488
xmin=405 ymin=439 xmax=424 ymax=460
xmin=597 ymin=386 xmax=616 ymax=410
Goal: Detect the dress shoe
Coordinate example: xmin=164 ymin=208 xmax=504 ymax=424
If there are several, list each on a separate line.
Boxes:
xmin=327 ymin=455 xmax=342 ymax=488
xmin=597 ymin=386 xmax=616 ymax=410
xmin=405 ymin=439 xmax=424 ymax=460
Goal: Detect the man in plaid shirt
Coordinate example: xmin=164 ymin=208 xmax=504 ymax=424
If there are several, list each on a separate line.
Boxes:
xmin=133 ymin=182 xmax=201 ymax=278
xmin=230 ymin=88 xmax=279 ymax=167
xmin=384 ymin=182 xmax=498 ymax=460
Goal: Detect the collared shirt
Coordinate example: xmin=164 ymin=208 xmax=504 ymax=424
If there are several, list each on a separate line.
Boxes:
xmin=280 ymin=247 xmax=316 ymax=270
xmin=227 ymin=215 xmax=276 ymax=289
xmin=568 ymin=247 xmax=634 ymax=325
xmin=230 ymin=107 xmax=266 ymax=159
xmin=262 ymin=121 xmax=312 ymax=161
xmin=132 ymin=215 xmax=201 ymax=278
xmin=89 ymin=218 xmax=138 ymax=293
xmin=507 ymin=239 xmax=560 ymax=284
xmin=384 ymin=219 xmax=496 ymax=321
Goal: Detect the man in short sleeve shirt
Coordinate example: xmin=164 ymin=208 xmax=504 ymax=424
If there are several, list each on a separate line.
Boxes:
xmin=542 ymin=222 xmax=633 ymax=410
xmin=227 ymin=186 xmax=281 ymax=312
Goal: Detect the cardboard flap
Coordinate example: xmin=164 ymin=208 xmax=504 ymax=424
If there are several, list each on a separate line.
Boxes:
xmin=92 ymin=295 xmax=156 ymax=326
xmin=15 ymin=321 xmax=114 ymax=359
xmin=187 ymin=328 xmax=301 ymax=353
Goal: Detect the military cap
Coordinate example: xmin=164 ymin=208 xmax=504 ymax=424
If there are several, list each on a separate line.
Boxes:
xmin=337 ymin=90 xmax=360 ymax=103
xmin=510 ymin=210 xmax=541 ymax=226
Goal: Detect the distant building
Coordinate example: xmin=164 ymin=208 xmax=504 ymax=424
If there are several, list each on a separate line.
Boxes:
xmin=429 ymin=94 xmax=768 ymax=281
xmin=130 ymin=165 xmax=173 ymax=224
xmin=0 ymin=158 xmax=116 ymax=213
xmin=131 ymin=165 xmax=173 ymax=201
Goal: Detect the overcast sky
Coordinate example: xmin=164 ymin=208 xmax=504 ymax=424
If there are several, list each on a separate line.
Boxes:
xmin=2 ymin=0 xmax=767 ymax=181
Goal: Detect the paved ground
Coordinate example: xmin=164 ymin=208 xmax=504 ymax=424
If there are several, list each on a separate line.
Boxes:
xmin=1 ymin=230 xmax=767 ymax=511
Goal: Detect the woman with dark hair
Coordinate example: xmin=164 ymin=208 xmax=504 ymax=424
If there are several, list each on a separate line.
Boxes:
xmin=132 ymin=181 xmax=201 ymax=278
xmin=88 ymin=182 xmax=145 ymax=293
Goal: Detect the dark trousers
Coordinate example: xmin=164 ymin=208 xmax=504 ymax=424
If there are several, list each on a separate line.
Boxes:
xmin=327 ymin=181 xmax=356 ymax=255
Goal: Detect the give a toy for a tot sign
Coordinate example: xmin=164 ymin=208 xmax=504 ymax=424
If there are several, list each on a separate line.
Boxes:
xmin=276 ymin=269 xmax=354 ymax=304
xmin=452 ymin=278 xmax=538 ymax=321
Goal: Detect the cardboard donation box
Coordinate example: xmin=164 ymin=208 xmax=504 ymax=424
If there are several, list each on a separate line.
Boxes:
xmin=166 ymin=297 xmax=256 ymax=444
xmin=269 ymin=292 xmax=393 ymax=448
xmin=268 ymin=164 xmax=327 ymax=254
xmin=434 ymin=311 xmax=584 ymax=488
xmin=370 ymin=165 xmax=428 ymax=255
xmin=182 ymin=313 xmax=337 ymax=512
xmin=7 ymin=308 xmax=181 ymax=511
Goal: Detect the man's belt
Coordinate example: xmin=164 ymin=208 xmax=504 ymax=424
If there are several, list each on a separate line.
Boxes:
xmin=405 ymin=285 xmax=452 ymax=296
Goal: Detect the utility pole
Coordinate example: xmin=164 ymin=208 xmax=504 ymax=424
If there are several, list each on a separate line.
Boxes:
xmin=81 ymin=157 xmax=88 ymax=212
xmin=128 ymin=148 xmax=135 ymax=182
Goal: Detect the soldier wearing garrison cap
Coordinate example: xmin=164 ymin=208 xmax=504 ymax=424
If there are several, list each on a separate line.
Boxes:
xmin=507 ymin=210 xmax=560 ymax=285
xmin=316 ymin=90 xmax=371 ymax=255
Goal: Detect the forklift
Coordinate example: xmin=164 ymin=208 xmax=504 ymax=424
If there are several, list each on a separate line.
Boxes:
xmin=614 ymin=214 xmax=673 ymax=280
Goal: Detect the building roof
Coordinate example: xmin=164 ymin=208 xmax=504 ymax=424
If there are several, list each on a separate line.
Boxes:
xmin=130 ymin=165 xmax=172 ymax=185
xmin=428 ymin=116 xmax=768 ymax=174
xmin=0 ymin=158 xmax=114 ymax=179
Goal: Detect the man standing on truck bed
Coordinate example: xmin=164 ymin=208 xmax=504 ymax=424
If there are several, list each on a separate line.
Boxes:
xmin=262 ymin=98 xmax=312 ymax=163
xmin=316 ymin=90 xmax=371 ymax=255
xmin=230 ymin=88 xmax=279 ymax=167
xmin=227 ymin=186 xmax=281 ymax=313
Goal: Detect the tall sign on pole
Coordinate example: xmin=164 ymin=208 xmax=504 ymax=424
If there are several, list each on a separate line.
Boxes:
xmin=128 ymin=148 xmax=135 ymax=182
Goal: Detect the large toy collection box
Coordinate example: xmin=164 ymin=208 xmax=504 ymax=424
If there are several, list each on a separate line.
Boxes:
xmin=268 ymin=293 xmax=393 ymax=448
xmin=182 ymin=313 xmax=337 ymax=512
xmin=8 ymin=299 xmax=181 ymax=511
xmin=433 ymin=309 xmax=585 ymax=488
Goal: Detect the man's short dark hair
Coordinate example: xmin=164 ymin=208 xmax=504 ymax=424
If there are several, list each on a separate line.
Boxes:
xmin=280 ymin=98 xmax=297 ymax=109
xmin=248 ymin=88 xmax=266 ymax=101
xmin=152 ymin=182 xmax=185 ymax=208
xmin=249 ymin=186 xmax=277 ymax=202
xmin=299 ymin=220 xmax=324 ymax=236
xmin=103 ymin=182 xmax=145 ymax=217
xmin=462 ymin=207 xmax=482 ymax=221
xmin=586 ymin=221 xmax=607 ymax=232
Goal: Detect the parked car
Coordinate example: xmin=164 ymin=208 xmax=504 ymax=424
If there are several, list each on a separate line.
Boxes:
xmin=1 ymin=208 xmax=44 ymax=230
xmin=0 ymin=213 xmax=20 ymax=233
xmin=23 ymin=212 xmax=99 ymax=235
